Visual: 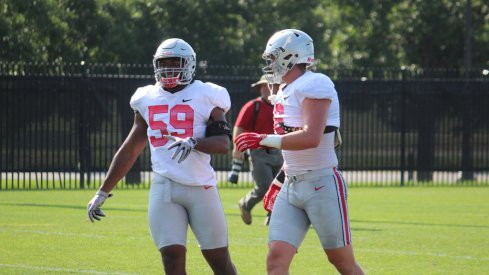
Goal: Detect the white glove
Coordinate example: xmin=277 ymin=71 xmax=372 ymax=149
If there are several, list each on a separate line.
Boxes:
xmin=164 ymin=135 xmax=197 ymax=164
xmin=87 ymin=190 xmax=112 ymax=223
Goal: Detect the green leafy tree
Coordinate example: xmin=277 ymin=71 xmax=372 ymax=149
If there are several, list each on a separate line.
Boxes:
xmin=324 ymin=0 xmax=489 ymax=69
xmin=0 ymin=0 xmax=105 ymax=62
xmin=1 ymin=0 xmax=488 ymax=69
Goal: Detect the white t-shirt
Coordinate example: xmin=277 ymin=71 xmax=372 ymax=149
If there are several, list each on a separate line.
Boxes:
xmin=273 ymin=71 xmax=340 ymax=173
xmin=130 ymin=80 xmax=231 ymax=186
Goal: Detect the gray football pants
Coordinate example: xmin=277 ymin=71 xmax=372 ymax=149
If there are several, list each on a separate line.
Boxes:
xmin=241 ymin=148 xmax=283 ymax=212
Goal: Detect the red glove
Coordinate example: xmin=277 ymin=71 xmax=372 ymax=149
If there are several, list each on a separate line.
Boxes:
xmin=234 ymin=132 xmax=267 ymax=152
xmin=263 ymin=182 xmax=282 ymax=213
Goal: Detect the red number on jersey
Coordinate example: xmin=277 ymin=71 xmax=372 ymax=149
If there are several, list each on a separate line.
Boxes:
xmin=273 ymin=103 xmax=285 ymax=135
xmin=148 ymin=104 xmax=195 ymax=147
xmin=169 ymin=104 xmax=194 ymax=138
xmin=148 ymin=105 xmax=169 ymax=147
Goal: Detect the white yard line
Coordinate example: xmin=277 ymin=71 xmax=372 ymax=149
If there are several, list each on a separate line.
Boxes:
xmin=0 ymin=263 xmax=138 ymax=275
xmin=14 ymin=229 xmax=106 ymax=238
xmin=359 ymin=248 xmax=489 ymax=261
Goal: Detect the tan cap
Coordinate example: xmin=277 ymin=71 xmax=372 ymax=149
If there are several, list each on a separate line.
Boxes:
xmin=251 ymin=75 xmax=268 ymax=88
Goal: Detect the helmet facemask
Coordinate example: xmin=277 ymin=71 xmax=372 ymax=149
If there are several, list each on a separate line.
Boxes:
xmin=262 ymin=49 xmax=298 ymax=84
xmin=154 ymin=56 xmax=194 ymax=88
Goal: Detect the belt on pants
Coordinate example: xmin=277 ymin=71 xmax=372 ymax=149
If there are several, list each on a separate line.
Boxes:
xmin=286 ymin=167 xmax=336 ymax=183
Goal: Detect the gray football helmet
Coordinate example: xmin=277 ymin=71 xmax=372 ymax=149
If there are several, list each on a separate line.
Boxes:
xmin=153 ymin=38 xmax=196 ymax=88
xmin=262 ymin=29 xmax=314 ymax=83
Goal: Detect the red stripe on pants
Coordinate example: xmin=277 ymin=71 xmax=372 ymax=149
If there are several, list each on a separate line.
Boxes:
xmin=333 ymin=167 xmax=351 ymax=245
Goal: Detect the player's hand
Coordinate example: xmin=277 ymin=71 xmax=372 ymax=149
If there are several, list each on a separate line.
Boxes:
xmin=263 ymin=182 xmax=282 ymax=213
xmin=234 ymin=132 xmax=266 ymax=152
xmin=228 ymin=159 xmax=243 ymax=184
xmin=164 ymin=135 xmax=197 ymax=164
xmin=87 ymin=190 xmax=112 ymax=223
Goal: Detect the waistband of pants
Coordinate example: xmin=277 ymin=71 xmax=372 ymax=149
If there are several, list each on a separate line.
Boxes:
xmin=285 ymin=167 xmax=336 ymax=183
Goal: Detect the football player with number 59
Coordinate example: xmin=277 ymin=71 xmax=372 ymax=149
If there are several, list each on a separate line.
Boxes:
xmin=87 ymin=38 xmax=237 ymax=275
xmin=235 ymin=29 xmax=365 ymax=274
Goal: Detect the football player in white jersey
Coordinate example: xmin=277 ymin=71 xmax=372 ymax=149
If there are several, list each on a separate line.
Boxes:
xmin=87 ymin=38 xmax=237 ymax=275
xmin=235 ymin=29 xmax=364 ymax=275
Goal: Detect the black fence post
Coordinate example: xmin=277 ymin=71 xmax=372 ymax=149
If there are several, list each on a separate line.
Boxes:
xmin=461 ymin=82 xmax=474 ymax=181
xmin=78 ymin=62 xmax=90 ymax=189
xmin=416 ymin=87 xmax=436 ymax=182
xmin=400 ymin=67 xmax=407 ymax=186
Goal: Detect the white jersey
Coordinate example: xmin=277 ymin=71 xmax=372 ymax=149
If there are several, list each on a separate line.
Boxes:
xmin=273 ymin=71 xmax=340 ymax=173
xmin=130 ymin=80 xmax=231 ymax=186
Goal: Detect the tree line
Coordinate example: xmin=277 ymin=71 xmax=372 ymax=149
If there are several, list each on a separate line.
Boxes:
xmin=1 ymin=0 xmax=488 ymax=71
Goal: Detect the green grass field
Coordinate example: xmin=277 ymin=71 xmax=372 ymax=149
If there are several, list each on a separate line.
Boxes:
xmin=1 ymin=186 xmax=488 ymax=274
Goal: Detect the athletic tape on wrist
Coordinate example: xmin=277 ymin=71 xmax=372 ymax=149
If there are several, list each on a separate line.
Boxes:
xmin=259 ymin=135 xmax=282 ymax=149
xmin=96 ymin=190 xmax=110 ymax=198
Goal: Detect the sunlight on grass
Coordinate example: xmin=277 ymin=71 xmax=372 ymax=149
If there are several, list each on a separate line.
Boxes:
xmin=0 ymin=187 xmax=488 ymax=274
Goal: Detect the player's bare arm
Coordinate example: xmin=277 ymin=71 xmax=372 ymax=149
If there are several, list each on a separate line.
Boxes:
xmin=235 ymin=98 xmax=331 ymax=152
xmin=194 ymin=106 xmax=231 ymax=154
xmin=100 ymin=111 xmax=148 ymax=192
xmin=232 ymin=125 xmax=246 ymax=159
xmin=281 ymin=98 xmax=331 ymax=150
xmin=87 ymin=112 xmax=148 ymax=222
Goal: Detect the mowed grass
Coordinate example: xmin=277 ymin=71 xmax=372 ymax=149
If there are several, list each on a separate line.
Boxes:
xmin=0 ymin=186 xmax=488 ymax=274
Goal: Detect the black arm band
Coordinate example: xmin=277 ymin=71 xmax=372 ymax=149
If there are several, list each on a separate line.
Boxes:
xmin=205 ymin=120 xmax=232 ymax=139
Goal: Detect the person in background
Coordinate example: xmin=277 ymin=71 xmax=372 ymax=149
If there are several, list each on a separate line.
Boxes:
xmin=87 ymin=38 xmax=237 ymax=275
xmin=229 ymin=75 xmax=283 ymax=225
xmin=235 ymin=29 xmax=364 ymax=274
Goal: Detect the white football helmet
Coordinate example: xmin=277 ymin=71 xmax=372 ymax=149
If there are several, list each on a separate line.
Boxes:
xmin=153 ymin=38 xmax=196 ymax=88
xmin=262 ymin=29 xmax=314 ymax=83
